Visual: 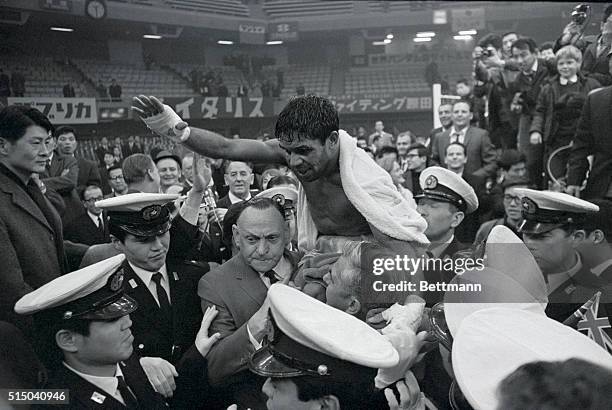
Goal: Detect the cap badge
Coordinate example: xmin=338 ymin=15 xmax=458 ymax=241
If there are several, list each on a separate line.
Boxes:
xmin=317 ymin=364 xmax=329 ymax=376
xmin=522 ymin=197 xmax=538 ymax=214
xmin=110 ymin=270 xmax=124 ymax=291
xmin=63 ymin=311 xmax=73 ymax=320
xmin=142 ymin=204 xmax=162 ymax=221
xmin=425 ymin=175 xmax=438 ymax=189
xmin=272 ymin=193 xmax=286 ymax=207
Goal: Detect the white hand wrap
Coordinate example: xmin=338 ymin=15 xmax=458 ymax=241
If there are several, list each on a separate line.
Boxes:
xmin=141 ymin=104 xmax=191 ymax=143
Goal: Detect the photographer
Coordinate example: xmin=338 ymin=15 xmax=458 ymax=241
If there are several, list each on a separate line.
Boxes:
xmin=508 ymin=37 xmax=556 ymax=189
xmin=472 ymin=34 xmax=519 ymax=149
xmin=555 ymin=4 xmax=612 ymax=86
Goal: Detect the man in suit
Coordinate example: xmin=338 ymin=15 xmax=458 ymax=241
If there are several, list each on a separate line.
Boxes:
xmin=40 ymin=134 xmax=80 ymax=224
xmin=14 ymin=254 xmax=168 ymax=409
xmin=509 ymin=37 xmax=555 ymax=189
xmin=217 ymin=161 xmax=255 ymax=209
xmin=64 ymin=185 xmax=110 ymax=246
xmin=443 ymin=142 xmax=488 ymax=244
xmin=95 ymin=136 xmax=112 ymax=166
xmin=105 ymin=165 xmax=129 ymax=198
xmin=198 ymin=197 xmax=298 ymax=409
xmin=566 ymin=86 xmax=612 ymax=200
xmin=431 ymin=100 xmax=498 ymax=179
xmin=400 ymin=143 xmax=428 ymax=195
xmin=427 ymin=103 xmax=453 ymax=150
xmin=55 ymin=126 xmax=101 ymax=190
xmin=368 ymin=120 xmax=394 ymax=149
xmin=99 ymin=151 xmax=118 ymax=195
xmin=121 ymin=135 xmax=143 ymax=158
xmin=0 ymin=105 xmax=67 ymax=333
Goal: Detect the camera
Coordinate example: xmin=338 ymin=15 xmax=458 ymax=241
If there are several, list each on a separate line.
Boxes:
xmin=571 ymin=3 xmax=590 ymax=25
xmin=482 ymin=49 xmax=494 ymax=58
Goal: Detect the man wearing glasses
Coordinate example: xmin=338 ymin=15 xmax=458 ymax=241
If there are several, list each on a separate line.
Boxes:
xmin=474 ymin=176 xmax=530 ymax=245
xmin=105 ymin=164 xmax=129 ymax=198
xmin=64 ymin=185 xmax=110 ymax=246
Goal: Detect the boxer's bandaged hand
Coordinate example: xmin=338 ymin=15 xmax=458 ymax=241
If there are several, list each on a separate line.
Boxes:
xmin=141 ymin=104 xmax=191 ymax=142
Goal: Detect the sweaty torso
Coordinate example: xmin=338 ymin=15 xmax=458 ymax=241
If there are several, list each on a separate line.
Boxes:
xmin=301 ymin=174 xmax=371 ymax=236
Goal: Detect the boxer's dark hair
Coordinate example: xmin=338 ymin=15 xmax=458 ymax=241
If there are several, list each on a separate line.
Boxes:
xmin=275 ymin=95 xmax=339 ymax=145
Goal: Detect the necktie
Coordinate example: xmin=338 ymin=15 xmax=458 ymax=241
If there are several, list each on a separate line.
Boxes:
xmin=97 ymin=215 xmax=104 ymax=235
xmin=264 ymin=270 xmax=279 ymax=285
xmin=151 ymin=273 xmax=171 ymax=310
xmin=116 ymin=375 xmax=139 ymax=409
xmin=451 ymin=133 xmax=461 ymax=143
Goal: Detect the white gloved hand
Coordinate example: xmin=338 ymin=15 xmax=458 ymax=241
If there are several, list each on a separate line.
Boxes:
xmin=141 ymin=104 xmax=191 ymax=143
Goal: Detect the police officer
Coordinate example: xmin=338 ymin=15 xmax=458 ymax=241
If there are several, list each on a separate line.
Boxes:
xmin=96 ymin=194 xmax=205 ymax=368
xmin=415 ymin=166 xmax=479 ymax=304
xmin=516 ymin=188 xmax=601 ymax=322
xmin=248 ymin=283 xmax=409 ymax=410
xmin=14 ymin=254 xmax=167 ymax=409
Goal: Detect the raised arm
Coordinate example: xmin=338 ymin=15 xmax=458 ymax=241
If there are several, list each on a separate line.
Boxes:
xmin=132 ymin=95 xmax=286 ymax=164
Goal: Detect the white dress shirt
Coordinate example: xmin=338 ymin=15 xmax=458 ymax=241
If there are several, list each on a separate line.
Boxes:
xmin=247 ymin=255 xmax=293 ymax=348
xmin=128 ymin=262 xmax=171 ymax=305
xmin=559 ymin=75 xmax=578 ymax=85
xmin=448 ymin=127 xmax=468 ymax=144
xmin=228 ymin=191 xmax=251 ymax=204
xmin=87 ymin=211 xmax=104 ymax=228
xmin=63 ymin=362 xmax=127 ymax=405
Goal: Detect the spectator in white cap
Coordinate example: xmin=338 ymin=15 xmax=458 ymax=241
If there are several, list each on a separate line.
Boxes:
xmin=516 ymin=188 xmax=601 ymax=322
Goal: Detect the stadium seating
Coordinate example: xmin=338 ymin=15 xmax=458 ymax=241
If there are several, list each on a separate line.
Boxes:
xmin=263 ymin=0 xmax=353 ymax=18
xmin=165 ymin=0 xmax=249 ymax=17
xmin=3 ymin=57 xmax=78 ymax=97
xmin=261 ymin=65 xmax=330 ymax=98
xmin=345 ymin=67 xmax=430 ymax=94
xmin=72 ymin=60 xmax=194 ymax=98
xmin=168 ymin=64 xmax=245 ymax=95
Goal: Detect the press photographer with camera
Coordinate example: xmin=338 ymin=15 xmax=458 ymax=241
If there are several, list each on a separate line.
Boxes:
xmin=555 ymin=4 xmax=612 ymax=86
xmin=472 ymin=34 xmax=520 ymax=149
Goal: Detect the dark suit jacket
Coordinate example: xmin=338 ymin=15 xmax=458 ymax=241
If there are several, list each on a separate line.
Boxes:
xmin=76 ymin=157 xmax=101 ymax=191
xmin=42 ymin=356 xmax=167 ymax=409
xmin=63 ymin=212 xmax=110 ymax=246
xmin=567 ymin=86 xmax=612 ymax=199
xmin=198 ymin=252 xmax=298 ymax=409
xmin=123 ymin=258 xmax=205 ymax=364
xmin=454 ymin=172 xmax=486 ymax=244
xmin=0 ymin=170 xmax=66 ymax=332
xmin=216 ymin=194 xmax=232 ymax=209
xmin=422 ymin=238 xmax=470 ymax=306
xmin=122 ymin=142 xmax=144 ymax=158
xmin=431 ymin=126 xmax=498 ymax=179
xmin=42 ymin=154 xmax=80 ymax=223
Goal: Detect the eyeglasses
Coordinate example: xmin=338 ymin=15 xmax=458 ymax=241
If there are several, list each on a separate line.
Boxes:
xmin=109 ymin=175 xmax=125 ymax=181
xmin=503 ymin=194 xmax=523 ymax=204
xmin=84 ymin=197 xmax=104 ymax=203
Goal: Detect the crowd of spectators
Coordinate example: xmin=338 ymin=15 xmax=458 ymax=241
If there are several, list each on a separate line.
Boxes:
xmin=3 ymin=6 xmax=612 ymax=410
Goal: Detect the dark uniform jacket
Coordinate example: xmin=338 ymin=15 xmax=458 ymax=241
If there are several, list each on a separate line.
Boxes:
xmin=122 ymin=259 xmax=205 ymax=363
xmin=567 ymin=86 xmax=612 ymax=199
xmin=42 ymin=356 xmax=167 ymax=409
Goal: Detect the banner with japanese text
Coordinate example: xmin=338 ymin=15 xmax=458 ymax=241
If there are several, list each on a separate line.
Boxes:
xmin=7 ymin=97 xmax=98 ymax=124
xmin=328 ymin=93 xmax=432 ymax=114
xmin=163 ymin=97 xmax=274 ymax=119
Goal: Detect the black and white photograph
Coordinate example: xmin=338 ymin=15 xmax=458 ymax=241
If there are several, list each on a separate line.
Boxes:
xmin=1 ymin=1 xmax=612 ymax=409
